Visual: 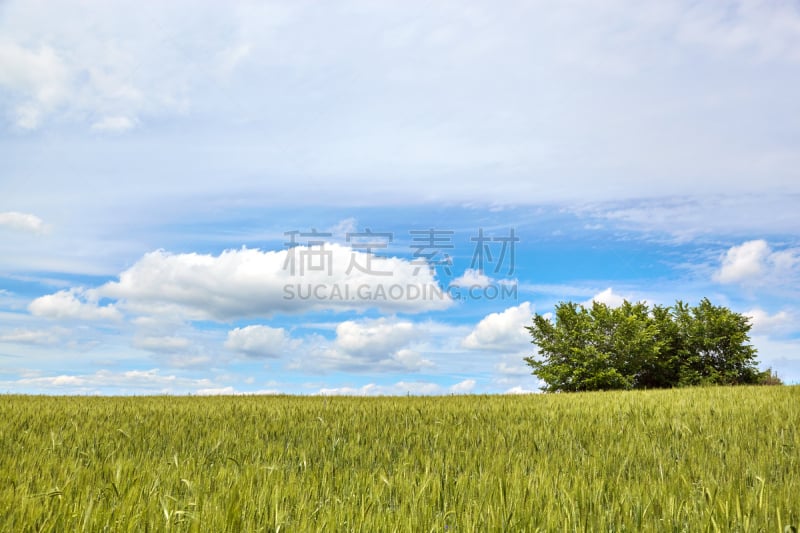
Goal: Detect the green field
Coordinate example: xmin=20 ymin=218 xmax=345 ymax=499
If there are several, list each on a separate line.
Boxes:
xmin=1 ymin=386 xmax=798 ymax=531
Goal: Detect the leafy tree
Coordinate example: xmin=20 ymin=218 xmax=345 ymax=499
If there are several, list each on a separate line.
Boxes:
xmin=672 ymin=299 xmax=761 ymax=386
xmin=525 ymin=298 xmax=767 ymax=392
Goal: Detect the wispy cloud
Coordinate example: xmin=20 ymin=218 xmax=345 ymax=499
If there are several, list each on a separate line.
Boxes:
xmin=1 ymin=368 xmax=216 ymax=395
xmin=0 ymin=327 xmax=66 ymax=345
xmin=0 ymin=212 xmax=48 ymax=234
xmin=91 ymin=115 xmax=136 ymax=132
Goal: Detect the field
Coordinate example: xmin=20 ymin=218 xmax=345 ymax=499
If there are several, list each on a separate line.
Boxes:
xmin=1 ymin=386 xmax=798 ymax=532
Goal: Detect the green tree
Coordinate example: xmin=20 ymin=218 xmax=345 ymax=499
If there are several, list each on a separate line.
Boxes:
xmin=672 ymin=298 xmax=761 ymax=386
xmin=525 ymin=298 xmax=766 ymax=392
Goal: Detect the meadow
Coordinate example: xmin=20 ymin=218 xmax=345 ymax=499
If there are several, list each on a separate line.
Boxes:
xmin=0 ymin=386 xmax=798 ymax=532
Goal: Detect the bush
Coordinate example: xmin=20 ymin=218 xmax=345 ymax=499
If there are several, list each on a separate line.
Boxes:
xmin=759 ymin=368 xmax=784 ymax=386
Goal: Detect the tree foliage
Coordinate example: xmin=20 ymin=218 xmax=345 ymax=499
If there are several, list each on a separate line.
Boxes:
xmin=524 ymin=298 xmax=775 ymax=392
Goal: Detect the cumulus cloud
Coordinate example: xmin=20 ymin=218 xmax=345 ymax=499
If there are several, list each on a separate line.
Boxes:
xmin=335 ymin=318 xmax=416 ymax=358
xmin=714 ymin=240 xmax=770 ymax=283
xmin=462 ymin=301 xmax=532 ymax=351
xmin=449 ymin=379 xmax=476 ymax=393
xmin=0 ymin=211 xmax=48 ymax=233
xmin=714 ymin=240 xmax=800 ymax=285
xmin=745 ymin=309 xmax=795 ymax=336
xmin=450 ymin=268 xmax=491 ymax=288
xmin=583 ymin=287 xmax=628 ymax=308
xmin=225 ymin=325 xmax=292 ymax=358
xmin=28 ymin=289 xmax=121 ymax=321
xmin=297 ymin=317 xmax=433 ymax=372
xmin=96 ymin=245 xmax=450 ymax=320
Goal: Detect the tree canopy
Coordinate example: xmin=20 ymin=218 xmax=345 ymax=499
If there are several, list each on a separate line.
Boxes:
xmin=524 ymin=298 xmax=774 ymax=392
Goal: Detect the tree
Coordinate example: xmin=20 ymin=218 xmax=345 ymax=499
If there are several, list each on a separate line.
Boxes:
xmin=524 ymin=298 xmax=767 ymax=392
xmin=671 ymin=299 xmax=761 ymax=386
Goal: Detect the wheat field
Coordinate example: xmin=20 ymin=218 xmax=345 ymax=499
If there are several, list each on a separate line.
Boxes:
xmin=1 ymin=386 xmax=798 ymax=531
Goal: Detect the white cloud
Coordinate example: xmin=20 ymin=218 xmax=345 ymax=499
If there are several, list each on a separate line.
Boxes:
xmin=2 ymin=1 xmax=799 ymax=210
xmin=131 ymin=315 xmax=186 ymax=336
xmin=335 ymin=318 xmax=416 ymax=358
xmin=714 ymin=240 xmax=800 ymax=285
xmin=462 ymin=301 xmax=532 ymax=351
xmin=0 ymin=211 xmax=47 ymax=233
xmin=0 ymin=4 xmax=206 ymax=130
xmin=296 ymin=317 xmax=433 ymax=372
xmin=449 ymin=379 xmax=476 ymax=393
xmin=5 ymin=368 xmax=216 ymax=394
xmin=393 ymin=348 xmax=430 ymax=369
xmin=317 ymin=380 xmax=443 ymax=396
xmin=91 ymin=115 xmax=135 ymax=132
xmin=0 ymin=327 xmax=66 ymax=345
xmin=216 ymin=43 xmax=252 ymax=78
xmin=195 ymin=386 xmax=280 ymax=396
xmin=326 ymin=217 xmax=358 ymax=240
xmin=28 ymin=289 xmax=121 ymax=321
xmin=97 ymin=245 xmax=450 ymax=320
xmin=504 ymin=385 xmax=537 ymax=394
xmin=450 ymin=268 xmax=491 ymax=288
xmin=714 ymin=240 xmax=770 ymax=283
xmin=745 ymin=309 xmax=794 ymax=336
xmin=164 ymin=355 xmax=213 ymax=369
xmin=0 ymin=42 xmax=69 ymax=129
xmin=495 ymin=360 xmax=531 ymax=376
xmin=195 ymin=386 xmax=237 ymax=395
xmin=583 ymin=287 xmax=627 ymax=308
xmin=225 ymin=325 xmax=291 ymax=358
xmin=676 ymin=2 xmax=800 ymax=63
xmin=750 ymin=335 xmax=800 ymax=384
xmin=578 ymin=196 xmax=800 ymax=240
xmin=133 ymin=335 xmax=191 ymax=353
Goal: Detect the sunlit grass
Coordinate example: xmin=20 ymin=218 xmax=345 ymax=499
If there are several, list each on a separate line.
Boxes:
xmin=1 ymin=386 xmax=798 ymax=531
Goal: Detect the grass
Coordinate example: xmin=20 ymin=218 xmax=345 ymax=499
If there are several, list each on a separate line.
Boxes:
xmin=0 ymin=386 xmax=798 ymax=531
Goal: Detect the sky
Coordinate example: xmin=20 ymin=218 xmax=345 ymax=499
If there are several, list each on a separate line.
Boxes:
xmin=1 ymin=0 xmax=799 ymax=395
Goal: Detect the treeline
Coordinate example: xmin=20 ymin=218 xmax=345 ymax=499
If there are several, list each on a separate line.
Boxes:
xmin=525 ymin=298 xmax=780 ymax=392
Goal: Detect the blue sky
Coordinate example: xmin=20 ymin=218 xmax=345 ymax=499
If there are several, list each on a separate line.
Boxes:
xmin=1 ymin=0 xmax=799 ymax=394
